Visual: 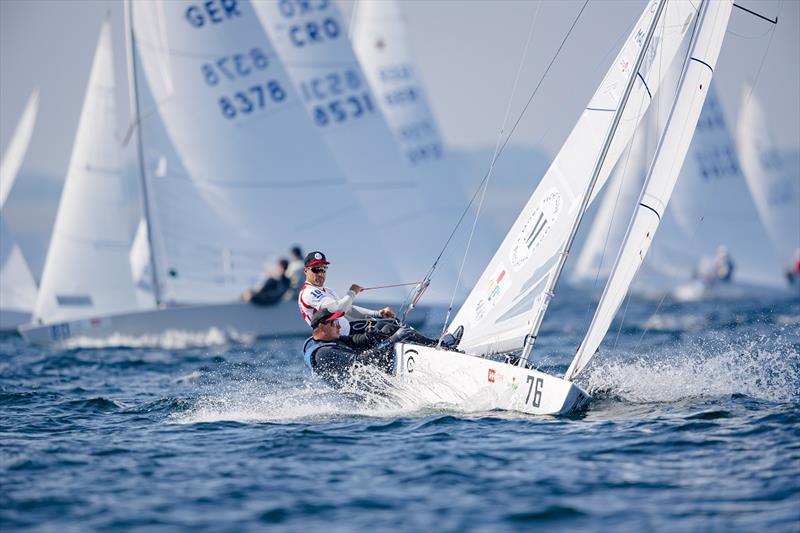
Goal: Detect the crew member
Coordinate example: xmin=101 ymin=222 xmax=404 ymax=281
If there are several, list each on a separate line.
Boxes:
xmin=242 ymin=258 xmax=290 ymax=306
xmin=297 ymin=250 xmax=395 ymax=336
xmin=302 ymin=309 xmax=411 ymax=386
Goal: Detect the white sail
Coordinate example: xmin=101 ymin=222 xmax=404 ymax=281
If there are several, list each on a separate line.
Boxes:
xmin=0 ymin=90 xmax=38 ymax=209
xmin=450 ymin=0 xmax=698 ymax=355
xmin=130 ymin=0 xmax=402 ymax=296
xmin=571 ymin=125 xmax=650 ymax=283
xmin=251 ymin=0 xmax=462 ymax=300
xmin=0 ymin=88 xmax=39 ymax=324
xmin=667 ymin=84 xmax=781 ymax=286
xmin=567 ymin=0 xmax=733 ymax=380
xmin=0 ymin=215 xmax=38 ymax=319
xmin=736 ymin=84 xmax=800 ymax=270
xmin=349 ymin=0 xmax=498 ymax=287
xmin=33 ymin=21 xmax=140 ymax=324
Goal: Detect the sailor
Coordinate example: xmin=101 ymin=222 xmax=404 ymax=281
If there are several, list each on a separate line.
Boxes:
xmin=712 ymin=245 xmax=734 ymax=283
xmin=286 ymin=245 xmax=305 ymax=290
xmin=302 ymin=309 xmax=411 ymax=387
xmin=242 ymin=258 xmax=290 ymax=306
xmin=297 ymin=250 xmax=395 ymax=336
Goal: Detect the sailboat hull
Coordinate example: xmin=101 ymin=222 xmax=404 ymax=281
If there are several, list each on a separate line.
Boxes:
xmin=392 ymin=344 xmax=590 ymax=416
xmin=20 ymin=301 xmax=427 ymax=346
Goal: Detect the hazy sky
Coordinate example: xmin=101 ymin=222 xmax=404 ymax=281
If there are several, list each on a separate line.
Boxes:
xmin=1 ymin=0 xmax=797 ymax=180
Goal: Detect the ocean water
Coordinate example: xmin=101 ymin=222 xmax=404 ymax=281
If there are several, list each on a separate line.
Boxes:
xmin=1 ymin=291 xmax=798 ymax=531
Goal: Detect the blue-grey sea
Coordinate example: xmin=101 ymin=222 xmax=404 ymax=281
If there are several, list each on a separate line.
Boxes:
xmin=2 ymin=290 xmax=799 ymax=531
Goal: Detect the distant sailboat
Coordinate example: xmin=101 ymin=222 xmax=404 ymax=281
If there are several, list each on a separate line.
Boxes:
xmin=29 ymin=20 xmax=140 ymax=327
xmin=391 ymin=0 xmax=730 ymax=415
xmin=666 ymin=84 xmax=784 ymax=300
xmin=0 ymin=90 xmax=39 ymax=329
xmin=736 ymin=84 xmax=800 ymax=289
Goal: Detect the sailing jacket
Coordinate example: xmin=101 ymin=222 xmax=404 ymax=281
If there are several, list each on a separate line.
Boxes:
xmin=297 ymin=281 xmax=381 ymax=336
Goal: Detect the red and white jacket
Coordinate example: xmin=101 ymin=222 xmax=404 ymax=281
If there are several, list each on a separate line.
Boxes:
xmin=298 ymin=281 xmax=382 ymax=336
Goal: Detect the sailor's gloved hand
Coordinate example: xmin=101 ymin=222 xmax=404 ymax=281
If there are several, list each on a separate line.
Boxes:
xmin=388 ymin=325 xmax=414 ymax=343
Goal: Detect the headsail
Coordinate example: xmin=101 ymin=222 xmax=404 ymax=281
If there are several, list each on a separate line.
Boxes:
xmin=566 ymin=0 xmax=734 ymax=380
xmin=0 ymin=90 xmax=38 ymax=209
xmin=34 ymin=21 xmax=140 ymax=324
xmin=451 ymin=0 xmax=698 ymax=355
xmin=571 ymin=124 xmax=651 ymax=284
xmin=736 ymin=84 xmax=800 ymax=271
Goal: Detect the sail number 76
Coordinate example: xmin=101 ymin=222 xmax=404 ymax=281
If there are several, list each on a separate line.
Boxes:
xmin=525 ymin=376 xmax=543 ymax=407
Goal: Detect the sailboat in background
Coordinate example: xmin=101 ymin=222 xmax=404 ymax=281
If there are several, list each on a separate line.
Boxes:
xmin=391 ymin=0 xmax=730 ymax=415
xmin=23 ymin=20 xmax=140 ymax=334
xmin=0 ymin=90 xmax=39 ymax=330
xmin=736 ymin=84 xmax=800 ymax=290
xmin=20 ymin=1 xmax=415 ymax=345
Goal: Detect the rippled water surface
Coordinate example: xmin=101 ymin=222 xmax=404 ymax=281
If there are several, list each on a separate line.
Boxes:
xmin=2 ymin=292 xmax=799 ymax=531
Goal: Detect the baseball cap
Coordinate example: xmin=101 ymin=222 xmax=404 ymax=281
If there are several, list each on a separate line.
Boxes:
xmin=310 ymin=309 xmax=345 ymax=329
xmin=304 ymin=251 xmax=330 ymax=268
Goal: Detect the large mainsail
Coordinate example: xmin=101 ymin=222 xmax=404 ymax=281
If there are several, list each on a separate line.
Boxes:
xmin=451 ymin=0 xmax=698 ymax=355
xmin=667 ymin=84 xmax=781 ymax=286
xmin=736 ymin=84 xmax=800 ymax=271
xmin=567 ymin=0 xmax=733 ymax=380
xmin=251 ymin=0 xmax=461 ymax=300
xmin=33 ymin=21 xmax=140 ymax=324
xmin=129 ymin=0 xmax=401 ymax=297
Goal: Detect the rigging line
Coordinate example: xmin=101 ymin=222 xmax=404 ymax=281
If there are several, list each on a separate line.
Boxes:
xmin=439 ymin=0 xmax=546 ymax=338
xmin=419 ymin=0 xmax=590 ymax=326
xmin=742 ymin=0 xmax=782 ymax=110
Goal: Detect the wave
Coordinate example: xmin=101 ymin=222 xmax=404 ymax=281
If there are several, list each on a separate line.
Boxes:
xmin=60 ymin=328 xmax=256 ymax=350
xmin=582 ymin=330 xmax=800 ymax=403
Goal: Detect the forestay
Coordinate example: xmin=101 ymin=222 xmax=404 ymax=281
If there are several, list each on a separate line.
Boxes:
xmin=251 ymin=0 xmax=461 ymax=301
xmin=34 ymin=21 xmax=140 ymax=324
xmin=567 ymin=0 xmax=733 ymax=380
xmin=130 ymin=0 xmax=401 ymax=297
xmin=667 ymin=84 xmax=781 ymax=287
xmin=0 ymin=90 xmax=38 ymax=209
xmin=736 ymin=84 xmax=800 ymax=269
xmin=451 ymin=0 xmax=698 ymax=355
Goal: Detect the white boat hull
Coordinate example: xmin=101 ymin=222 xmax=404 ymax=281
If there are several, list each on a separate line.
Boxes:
xmin=20 ymin=300 xmax=427 ymax=346
xmin=392 ymin=343 xmax=590 ymax=416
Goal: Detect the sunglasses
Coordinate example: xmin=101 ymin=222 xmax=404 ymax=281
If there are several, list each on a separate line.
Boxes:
xmin=310 ymin=267 xmax=328 ymax=273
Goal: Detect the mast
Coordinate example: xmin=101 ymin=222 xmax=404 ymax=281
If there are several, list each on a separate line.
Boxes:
xmin=518 ymin=0 xmax=669 ymax=366
xmin=124 ymin=0 xmax=162 ymax=307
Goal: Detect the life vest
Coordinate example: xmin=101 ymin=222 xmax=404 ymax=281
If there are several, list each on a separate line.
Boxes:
xmin=302 ymin=336 xmax=339 ymax=369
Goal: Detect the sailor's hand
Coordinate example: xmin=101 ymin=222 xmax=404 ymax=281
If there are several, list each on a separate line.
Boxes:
xmin=379 ymin=307 xmax=396 ymax=318
xmin=349 ymin=284 xmax=364 ymax=294
xmin=242 ymin=290 xmax=252 ymax=302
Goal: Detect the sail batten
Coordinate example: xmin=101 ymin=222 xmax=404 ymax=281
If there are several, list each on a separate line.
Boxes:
xmin=566 ymin=0 xmax=734 ymax=381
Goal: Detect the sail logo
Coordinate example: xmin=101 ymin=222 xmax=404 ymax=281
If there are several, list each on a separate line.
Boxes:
xmin=509 ymin=188 xmax=562 ymax=270
xmin=488 ymin=369 xmax=496 ymax=383
xmin=472 ymin=264 xmax=511 ymax=324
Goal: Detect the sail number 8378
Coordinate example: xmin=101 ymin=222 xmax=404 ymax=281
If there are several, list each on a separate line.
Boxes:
xmin=218 ymin=81 xmax=286 ymax=119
